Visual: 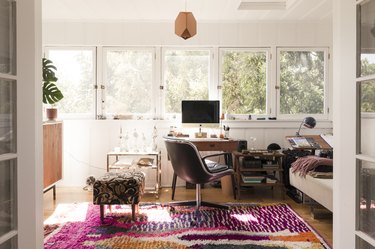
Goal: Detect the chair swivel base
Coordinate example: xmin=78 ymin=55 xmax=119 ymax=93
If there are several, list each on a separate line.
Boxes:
xmin=169 ymin=200 xmax=230 ymax=210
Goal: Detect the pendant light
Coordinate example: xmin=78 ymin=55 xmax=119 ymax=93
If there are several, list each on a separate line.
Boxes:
xmin=175 ymin=0 xmax=196 ymax=40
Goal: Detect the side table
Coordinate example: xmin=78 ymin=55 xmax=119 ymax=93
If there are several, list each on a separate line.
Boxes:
xmin=106 ymin=151 xmax=161 ymax=198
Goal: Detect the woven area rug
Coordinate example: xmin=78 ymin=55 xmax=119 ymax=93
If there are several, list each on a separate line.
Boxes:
xmin=44 ymin=202 xmax=331 ymax=249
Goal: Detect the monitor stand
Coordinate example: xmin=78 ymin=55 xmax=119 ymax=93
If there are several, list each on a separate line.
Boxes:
xmin=195 ymin=124 xmax=207 ymax=138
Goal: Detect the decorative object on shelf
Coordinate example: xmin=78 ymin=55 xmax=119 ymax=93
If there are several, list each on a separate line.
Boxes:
xmin=175 ymin=0 xmax=196 ymax=40
xmin=133 ymin=129 xmax=139 ymax=152
xmin=42 ymin=58 xmax=64 ymax=120
xmin=296 ymin=116 xmax=316 ymax=136
xmin=267 ymin=143 xmax=281 ymax=152
xmin=152 ymin=126 xmax=158 ymax=151
xmin=249 ymin=137 xmax=257 ymax=150
xmin=141 ymin=133 xmax=147 ymax=152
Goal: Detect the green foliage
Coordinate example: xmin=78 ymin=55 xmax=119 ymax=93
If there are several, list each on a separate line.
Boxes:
xmin=222 ymin=51 xmax=266 ymax=114
xmin=165 ymin=50 xmax=209 ymax=113
xmin=106 ymin=50 xmax=153 ymax=114
xmin=279 ymin=51 xmax=324 ymax=115
xmin=360 ymin=58 xmax=375 ymax=113
xmin=42 ymin=58 xmax=64 ymax=105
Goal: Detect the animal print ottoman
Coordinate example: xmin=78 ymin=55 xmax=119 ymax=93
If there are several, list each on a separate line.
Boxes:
xmin=93 ymin=171 xmax=145 ymax=222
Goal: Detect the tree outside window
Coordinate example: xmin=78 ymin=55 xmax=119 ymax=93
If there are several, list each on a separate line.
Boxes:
xmin=105 ymin=49 xmax=154 ymax=115
xmin=164 ymin=50 xmax=210 ymax=114
xmin=279 ymin=50 xmax=325 ymax=115
xmin=48 ymin=49 xmax=95 ymax=115
xmin=221 ymin=50 xmax=267 ymax=115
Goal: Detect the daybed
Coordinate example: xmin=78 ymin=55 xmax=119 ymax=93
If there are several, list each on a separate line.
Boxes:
xmin=289 ymin=168 xmax=332 ymax=212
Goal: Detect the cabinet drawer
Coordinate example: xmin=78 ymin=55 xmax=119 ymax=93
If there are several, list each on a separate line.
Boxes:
xmin=194 ymin=141 xmax=238 ymax=151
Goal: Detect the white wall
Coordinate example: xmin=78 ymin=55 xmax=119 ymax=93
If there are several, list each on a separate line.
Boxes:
xmin=332 ymin=0 xmax=356 ymax=247
xmin=43 ymin=20 xmax=332 ymax=47
xmin=59 ymin=119 xmax=332 ymax=187
xmin=18 ymin=0 xmax=43 ymax=248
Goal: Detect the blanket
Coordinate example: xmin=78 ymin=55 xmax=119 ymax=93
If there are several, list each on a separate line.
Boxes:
xmin=291 ymin=156 xmax=333 ymax=177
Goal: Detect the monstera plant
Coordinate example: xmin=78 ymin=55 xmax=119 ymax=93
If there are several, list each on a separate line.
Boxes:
xmin=42 ymin=58 xmax=63 ymax=120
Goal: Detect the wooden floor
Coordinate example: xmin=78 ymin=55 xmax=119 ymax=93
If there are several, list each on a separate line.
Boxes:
xmin=44 ymin=186 xmax=333 ymax=245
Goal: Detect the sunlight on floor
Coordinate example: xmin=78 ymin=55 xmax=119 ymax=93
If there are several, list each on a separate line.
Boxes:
xmin=231 ymin=213 xmax=259 ymax=223
xmin=44 ymin=202 xmax=89 ymax=225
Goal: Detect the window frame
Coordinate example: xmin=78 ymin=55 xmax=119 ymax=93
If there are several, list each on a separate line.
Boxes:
xmin=219 ymin=47 xmax=272 ymax=119
xmin=102 ymin=46 xmax=157 ymax=120
xmin=44 ymin=46 xmax=97 ymax=120
xmin=276 ymin=47 xmax=330 ymax=120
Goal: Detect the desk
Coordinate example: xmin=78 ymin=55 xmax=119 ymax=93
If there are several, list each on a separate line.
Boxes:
xmin=286 ymin=135 xmax=332 ymax=154
xmin=167 ymin=137 xmax=239 ymax=199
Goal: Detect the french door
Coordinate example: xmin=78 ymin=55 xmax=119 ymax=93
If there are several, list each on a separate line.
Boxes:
xmin=356 ymin=0 xmax=375 ymax=248
xmin=0 ymin=0 xmax=18 ymax=247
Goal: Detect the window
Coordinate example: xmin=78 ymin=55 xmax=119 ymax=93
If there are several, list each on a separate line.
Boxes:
xmin=220 ymin=49 xmax=269 ymax=115
xmin=46 ymin=48 xmax=96 ymax=117
xmin=43 ymin=46 xmax=331 ymax=120
xmin=163 ymin=49 xmax=211 ymax=114
xmin=277 ymin=48 xmax=328 ymax=118
xmin=103 ymin=48 xmax=155 ymax=118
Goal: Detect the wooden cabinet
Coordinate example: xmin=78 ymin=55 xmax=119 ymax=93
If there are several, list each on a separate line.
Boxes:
xmin=233 ymin=151 xmax=284 ymax=199
xmin=43 ymin=122 xmax=62 ymax=199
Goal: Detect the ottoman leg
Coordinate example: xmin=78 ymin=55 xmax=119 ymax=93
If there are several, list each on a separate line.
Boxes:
xmin=131 ymin=204 xmax=136 ymax=221
xmin=100 ymin=205 xmax=105 ymax=223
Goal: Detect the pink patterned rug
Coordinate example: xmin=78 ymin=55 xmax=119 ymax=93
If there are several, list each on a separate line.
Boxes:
xmin=44 ymin=202 xmax=331 ymax=249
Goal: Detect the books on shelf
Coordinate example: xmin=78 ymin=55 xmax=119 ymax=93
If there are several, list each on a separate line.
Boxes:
xmin=241 ymin=172 xmax=265 ymax=184
xmin=265 ymin=175 xmax=278 ymax=184
xmin=262 ymin=163 xmax=279 ymax=169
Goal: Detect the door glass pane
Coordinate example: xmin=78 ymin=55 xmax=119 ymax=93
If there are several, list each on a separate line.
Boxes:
xmin=47 ymin=49 xmax=95 ymax=116
xmin=359 ymin=80 xmax=375 ymax=157
xmin=357 ymin=235 xmax=375 ymax=249
xmin=0 ymin=0 xmax=15 ymax=75
xmin=358 ymin=160 xmax=375 ymax=240
xmin=0 ymin=79 xmax=16 ymax=155
xmin=0 ymin=159 xmax=16 ymax=238
xmin=279 ymin=50 xmax=325 ymax=115
xmin=105 ymin=49 xmax=153 ymax=117
xmin=164 ymin=50 xmax=210 ymax=114
xmin=359 ymin=0 xmax=375 ymax=77
xmin=221 ymin=50 xmax=267 ymax=115
xmin=0 ymin=235 xmax=17 ymax=249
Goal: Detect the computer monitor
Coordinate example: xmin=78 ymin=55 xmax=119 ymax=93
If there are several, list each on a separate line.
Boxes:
xmin=181 ymin=100 xmax=220 ymax=128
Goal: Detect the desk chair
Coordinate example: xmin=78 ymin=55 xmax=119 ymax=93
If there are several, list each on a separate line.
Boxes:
xmin=164 ymin=139 xmax=234 ymax=210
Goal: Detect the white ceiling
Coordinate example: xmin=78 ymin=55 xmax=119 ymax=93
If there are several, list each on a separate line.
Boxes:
xmin=42 ymin=0 xmax=332 ymax=22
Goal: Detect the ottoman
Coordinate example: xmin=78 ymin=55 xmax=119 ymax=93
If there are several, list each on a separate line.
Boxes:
xmin=93 ymin=171 xmax=145 ymax=222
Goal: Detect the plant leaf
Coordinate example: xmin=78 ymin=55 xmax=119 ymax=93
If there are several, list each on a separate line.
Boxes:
xmin=43 ymin=82 xmax=64 ymax=104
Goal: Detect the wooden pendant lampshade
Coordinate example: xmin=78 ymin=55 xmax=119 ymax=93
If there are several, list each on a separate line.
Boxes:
xmin=175 ymin=11 xmax=197 ymax=40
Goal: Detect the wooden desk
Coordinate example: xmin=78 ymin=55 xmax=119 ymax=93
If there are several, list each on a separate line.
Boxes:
xmin=166 ymin=137 xmax=239 ymax=198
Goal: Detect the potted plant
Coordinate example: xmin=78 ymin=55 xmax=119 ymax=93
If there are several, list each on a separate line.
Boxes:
xmin=42 ymin=58 xmax=64 ymax=120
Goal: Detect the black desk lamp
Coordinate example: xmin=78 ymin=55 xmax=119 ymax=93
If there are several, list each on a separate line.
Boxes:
xmin=296 ymin=117 xmax=316 ymax=136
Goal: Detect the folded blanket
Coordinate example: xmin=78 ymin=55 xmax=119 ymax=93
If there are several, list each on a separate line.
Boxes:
xmin=291 ymin=156 xmax=333 ymax=177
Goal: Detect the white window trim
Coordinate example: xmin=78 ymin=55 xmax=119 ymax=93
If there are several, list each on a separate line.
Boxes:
xmin=276 ymin=47 xmax=330 ymax=121
xmin=218 ymin=47 xmax=272 ymax=119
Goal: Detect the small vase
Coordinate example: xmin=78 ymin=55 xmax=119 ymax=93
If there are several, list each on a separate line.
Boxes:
xmin=46 ymin=108 xmax=58 ymax=121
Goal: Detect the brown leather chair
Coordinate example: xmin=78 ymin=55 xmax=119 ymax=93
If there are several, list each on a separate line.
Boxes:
xmin=164 ymin=138 xmax=234 ymax=210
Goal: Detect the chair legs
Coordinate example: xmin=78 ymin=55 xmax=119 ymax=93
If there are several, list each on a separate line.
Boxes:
xmin=171 ymin=173 xmax=177 ymax=200
xmin=169 ymin=183 xmax=230 ymax=210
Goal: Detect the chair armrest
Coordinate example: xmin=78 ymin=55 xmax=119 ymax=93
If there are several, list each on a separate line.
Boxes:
xmin=202 ymin=152 xmax=232 ymax=160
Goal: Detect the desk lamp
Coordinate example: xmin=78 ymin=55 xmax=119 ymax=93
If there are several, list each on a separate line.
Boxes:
xmin=296 ymin=117 xmax=316 ymax=136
